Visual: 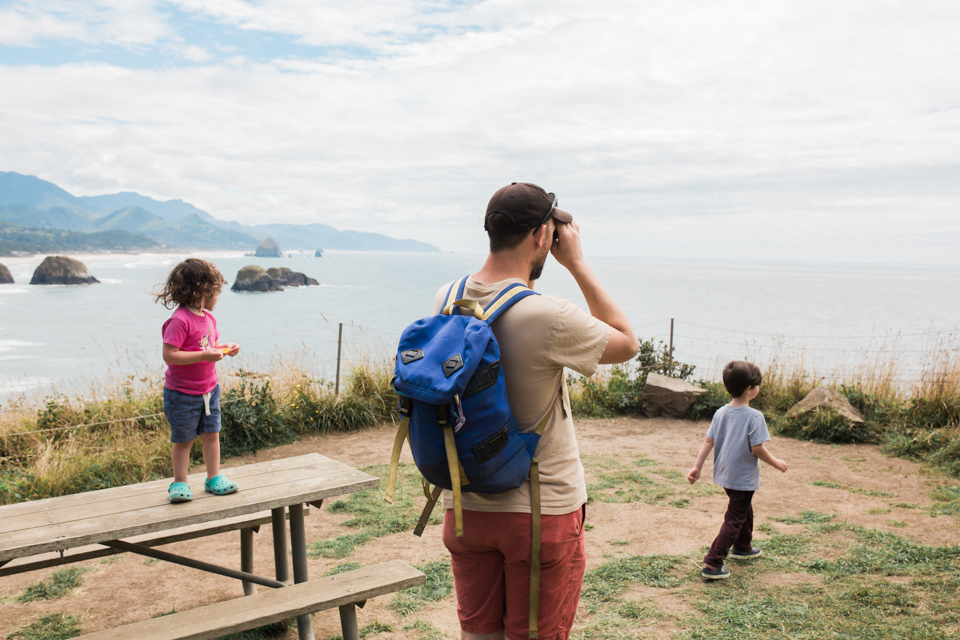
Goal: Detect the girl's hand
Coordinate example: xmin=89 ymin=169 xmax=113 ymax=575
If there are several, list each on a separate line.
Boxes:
xmin=201 ymin=348 xmax=225 ymax=362
xmin=222 ymin=343 xmax=240 ymax=357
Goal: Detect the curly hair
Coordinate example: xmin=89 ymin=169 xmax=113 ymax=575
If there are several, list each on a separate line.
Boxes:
xmin=154 ymin=258 xmax=224 ymax=310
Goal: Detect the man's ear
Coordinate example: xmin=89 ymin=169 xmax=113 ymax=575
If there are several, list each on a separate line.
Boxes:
xmin=532 ymin=223 xmax=549 ymax=248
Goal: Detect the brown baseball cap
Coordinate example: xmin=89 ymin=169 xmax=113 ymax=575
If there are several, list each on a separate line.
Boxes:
xmin=484 ymin=182 xmax=572 ymax=233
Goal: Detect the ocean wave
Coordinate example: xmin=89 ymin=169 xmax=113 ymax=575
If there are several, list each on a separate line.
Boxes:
xmin=0 ymin=286 xmax=29 ymax=295
xmin=0 ymin=339 xmax=46 ymax=353
xmin=0 ymin=376 xmax=53 ymax=394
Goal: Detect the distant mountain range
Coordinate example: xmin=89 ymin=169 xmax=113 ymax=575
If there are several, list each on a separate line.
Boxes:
xmin=0 ymin=172 xmax=439 ymax=253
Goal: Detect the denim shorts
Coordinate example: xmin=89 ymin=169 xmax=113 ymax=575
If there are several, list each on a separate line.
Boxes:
xmin=163 ymin=384 xmax=222 ymax=443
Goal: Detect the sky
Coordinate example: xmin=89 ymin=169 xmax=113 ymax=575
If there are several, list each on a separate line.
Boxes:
xmin=0 ymin=1 xmax=958 ymax=264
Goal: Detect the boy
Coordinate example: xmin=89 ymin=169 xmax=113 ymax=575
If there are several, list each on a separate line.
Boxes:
xmin=687 ymin=360 xmax=788 ymax=580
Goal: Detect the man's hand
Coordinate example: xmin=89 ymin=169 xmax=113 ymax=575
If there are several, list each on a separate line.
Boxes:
xmin=549 ymin=214 xmax=585 ymax=271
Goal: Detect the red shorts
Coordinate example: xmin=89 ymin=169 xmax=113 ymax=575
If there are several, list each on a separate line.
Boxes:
xmin=442 ymin=506 xmax=586 ymax=640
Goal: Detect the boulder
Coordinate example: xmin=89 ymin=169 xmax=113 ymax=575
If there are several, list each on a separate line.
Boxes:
xmin=29 ymin=256 xmax=100 ymax=285
xmin=255 ymin=237 xmax=282 ymax=257
xmin=232 ymin=265 xmax=283 ymax=291
xmin=315 ymin=249 xmax=323 ymax=257
xmin=643 ymin=372 xmax=707 ymax=418
xmin=0 ymin=263 xmax=13 ymax=284
xmin=266 ymin=267 xmax=319 ymax=287
xmin=785 ymin=387 xmax=864 ymax=424
xmin=231 ymin=265 xmax=319 ymax=292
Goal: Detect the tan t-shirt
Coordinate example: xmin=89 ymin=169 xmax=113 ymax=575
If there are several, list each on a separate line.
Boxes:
xmin=433 ymin=276 xmax=611 ymax=515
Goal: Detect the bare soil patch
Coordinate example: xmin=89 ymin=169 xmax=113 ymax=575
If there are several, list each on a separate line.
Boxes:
xmin=1 ymin=416 xmax=957 ymax=639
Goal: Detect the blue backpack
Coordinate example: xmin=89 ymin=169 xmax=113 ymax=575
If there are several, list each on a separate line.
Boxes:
xmin=385 ymin=276 xmax=549 ymax=638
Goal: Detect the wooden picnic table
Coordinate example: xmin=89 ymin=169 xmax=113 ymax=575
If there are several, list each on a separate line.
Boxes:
xmin=0 ymin=453 xmax=379 ymax=640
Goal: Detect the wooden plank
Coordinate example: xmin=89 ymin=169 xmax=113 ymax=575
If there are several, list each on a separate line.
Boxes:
xmin=0 ymin=454 xmax=329 ymax=520
xmin=75 ymin=560 xmax=425 ymax=640
xmin=0 ymin=470 xmax=378 ymax=561
xmin=0 ymin=508 xmax=307 ymax=577
xmin=0 ymin=457 xmax=350 ymax=535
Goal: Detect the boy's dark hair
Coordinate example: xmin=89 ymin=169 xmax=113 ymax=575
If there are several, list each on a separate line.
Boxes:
xmin=722 ymin=360 xmax=763 ymax=399
xmin=154 ymin=258 xmax=224 ymax=310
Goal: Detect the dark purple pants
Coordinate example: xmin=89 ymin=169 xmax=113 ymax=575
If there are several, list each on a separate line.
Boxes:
xmin=704 ymin=488 xmax=754 ymax=568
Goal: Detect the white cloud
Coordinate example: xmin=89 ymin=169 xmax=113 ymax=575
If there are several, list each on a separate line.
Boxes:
xmin=0 ymin=0 xmax=958 ymax=263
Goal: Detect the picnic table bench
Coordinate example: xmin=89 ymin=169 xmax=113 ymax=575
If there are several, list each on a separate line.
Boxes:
xmin=0 ymin=453 xmax=412 ymax=640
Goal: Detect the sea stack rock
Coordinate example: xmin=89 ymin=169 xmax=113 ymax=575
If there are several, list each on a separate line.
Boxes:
xmin=0 ymin=263 xmax=13 ymax=284
xmin=315 ymin=249 xmax=323 ymax=257
xmin=232 ymin=265 xmax=283 ymax=291
xmin=30 ymin=256 xmax=100 ymax=285
xmin=255 ymin=238 xmax=282 ymax=257
xmin=266 ymin=267 xmax=319 ymax=287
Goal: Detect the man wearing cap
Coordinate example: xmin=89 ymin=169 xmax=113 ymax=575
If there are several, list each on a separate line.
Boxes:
xmin=433 ymin=182 xmax=638 ymax=640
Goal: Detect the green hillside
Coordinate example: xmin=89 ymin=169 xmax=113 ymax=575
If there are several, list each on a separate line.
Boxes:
xmin=0 ymin=221 xmax=161 ymax=255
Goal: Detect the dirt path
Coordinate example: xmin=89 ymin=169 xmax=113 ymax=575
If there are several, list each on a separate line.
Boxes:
xmin=2 ymin=416 xmax=957 ymax=639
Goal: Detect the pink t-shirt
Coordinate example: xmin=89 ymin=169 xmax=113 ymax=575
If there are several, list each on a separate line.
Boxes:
xmin=162 ymin=306 xmax=220 ymax=395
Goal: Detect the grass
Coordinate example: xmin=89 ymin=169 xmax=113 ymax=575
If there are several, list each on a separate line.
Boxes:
xmin=5 ymin=613 xmax=81 ymax=640
xmin=389 ymin=559 xmax=453 ymax=616
xmin=16 ymin=568 xmax=88 ymax=603
xmin=307 ymin=463 xmax=441 ymax=559
xmin=810 ymin=480 xmax=898 ymax=498
xmin=0 ymin=362 xmax=398 ymax=505
xmin=582 ymin=452 xmax=721 ymax=508
xmin=569 ymin=516 xmax=960 ymax=640
xmin=403 ymin=619 xmax=447 ymax=640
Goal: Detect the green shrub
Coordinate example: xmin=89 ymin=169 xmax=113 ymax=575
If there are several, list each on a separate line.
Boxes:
xmin=773 ymin=407 xmax=879 ymax=444
xmin=686 ymin=380 xmax=729 ymax=420
xmin=217 ymin=377 xmax=297 ymax=459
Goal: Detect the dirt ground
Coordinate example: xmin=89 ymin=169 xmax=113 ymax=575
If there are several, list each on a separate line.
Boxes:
xmin=2 ymin=416 xmax=958 ymax=639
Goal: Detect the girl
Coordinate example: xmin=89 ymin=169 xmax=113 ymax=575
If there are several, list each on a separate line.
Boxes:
xmin=155 ymin=258 xmax=240 ymax=503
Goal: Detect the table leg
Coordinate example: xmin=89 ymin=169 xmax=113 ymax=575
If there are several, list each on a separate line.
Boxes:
xmin=339 ymin=604 xmax=360 ymax=640
xmin=240 ymin=527 xmax=257 ymax=596
xmin=271 ymin=507 xmax=290 ymax=584
xmin=290 ymin=503 xmax=315 ymax=640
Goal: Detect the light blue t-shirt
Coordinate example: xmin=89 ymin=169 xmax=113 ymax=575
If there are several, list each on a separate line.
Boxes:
xmin=706 ymin=405 xmax=771 ymax=491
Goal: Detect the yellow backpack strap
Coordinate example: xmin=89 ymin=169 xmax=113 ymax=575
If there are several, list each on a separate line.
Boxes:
xmin=528 ymin=458 xmax=542 ymax=639
xmin=384 ymin=397 xmax=412 ymax=504
xmin=414 ymin=482 xmax=444 ymax=537
xmin=480 ymin=284 xmax=531 ymax=321
xmin=439 ymin=406 xmax=464 ymax=537
xmin=443 ymin=278 xmax=466 ymax=313
xmin=443 ymin=299 xmax=484 ymax=319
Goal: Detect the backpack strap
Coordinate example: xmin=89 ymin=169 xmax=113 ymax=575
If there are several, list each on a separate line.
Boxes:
xmin=482 ymin=283 xmax=537 ymax=323
xmin=527 ymin=399 xmax=554 ymax=639
xmin=384 ymin=396 xmax=413 ymax=504
xmin=442 ymin=277 xmax=468 ymax=316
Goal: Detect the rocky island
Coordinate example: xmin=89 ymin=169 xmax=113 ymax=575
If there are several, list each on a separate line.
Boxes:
xmin=254 ymin=237 xmax=282 ymax=257
xmin=0 ymin=262 xmax=13 ymax=284
xmin=231 ymin=265 xmax=318 ymax=292
xmin=29 ymin=256 xmax=100 ymax=285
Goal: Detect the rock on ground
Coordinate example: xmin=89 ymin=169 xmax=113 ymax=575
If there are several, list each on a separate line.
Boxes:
xmin=785 ymin=386 xmax=864 ymax=424
xmin=643 ymin=372 xmax=707 ymax=418
xmin=29 ymin=256 xmax=100 ymax=285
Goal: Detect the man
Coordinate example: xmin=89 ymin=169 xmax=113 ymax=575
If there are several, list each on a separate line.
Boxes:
xmin=434 ymin=182 xmax=638 ymax=640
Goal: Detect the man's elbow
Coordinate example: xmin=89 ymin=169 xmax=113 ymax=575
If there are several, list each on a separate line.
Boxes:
xmin=598 ymin=333 xmax=639 ymax=365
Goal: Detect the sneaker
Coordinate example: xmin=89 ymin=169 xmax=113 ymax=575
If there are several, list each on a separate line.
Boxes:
xmin=730 ymin=547 xmax=763 ymax=559
xmin=701 ymin=566 xmax=730 ymax=580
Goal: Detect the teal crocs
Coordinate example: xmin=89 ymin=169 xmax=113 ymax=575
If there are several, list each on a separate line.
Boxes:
xmin=168 ymin=482 xmax=193 ymax=503
xmin=204 ymin=474 xmax=239 ymax=496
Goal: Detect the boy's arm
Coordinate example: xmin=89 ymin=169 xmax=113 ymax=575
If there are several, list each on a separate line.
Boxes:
xmin=751 ymin=443 xmax=788 ymax=472
xmin=687 ymin=437 xmax=714 ymax=484
xmin=163 ymin=343 xmax=224 ymax=364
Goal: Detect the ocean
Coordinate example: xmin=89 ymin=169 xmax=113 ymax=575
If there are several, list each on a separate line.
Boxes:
xmin=1 ymin=250 xmax=959 ymax=404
